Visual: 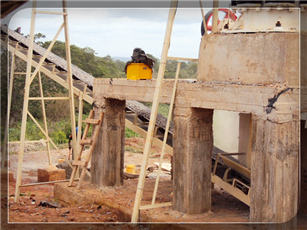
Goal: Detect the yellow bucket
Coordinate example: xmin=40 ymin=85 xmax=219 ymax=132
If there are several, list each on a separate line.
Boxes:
xmin=125 ymin=164 xmax=136 ymax=174
xmin=127 ymin=63 xmax=152 ymax=80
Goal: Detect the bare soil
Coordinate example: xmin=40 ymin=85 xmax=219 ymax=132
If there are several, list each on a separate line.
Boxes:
xmin=7 ymin=137 xmax=249 ymax=223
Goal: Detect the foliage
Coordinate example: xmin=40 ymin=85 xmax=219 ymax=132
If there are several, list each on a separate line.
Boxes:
xmin=7 ymin=32 xmax=197 ymax=147
xmin=125 ymin=128 xmax=139 ymax=138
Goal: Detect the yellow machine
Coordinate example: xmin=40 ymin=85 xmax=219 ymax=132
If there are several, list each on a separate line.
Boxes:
xmin=126 ymin=63 xmax=152 ymax=80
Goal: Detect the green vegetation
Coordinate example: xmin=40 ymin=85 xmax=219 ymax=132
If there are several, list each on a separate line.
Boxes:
xmin=6 ymin=33 xmax=196 ymax=146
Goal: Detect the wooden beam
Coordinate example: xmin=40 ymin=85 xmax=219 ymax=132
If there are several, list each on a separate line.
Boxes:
xmin=139 ymin=202 xmax=172 ymax=210
xmin=28 ymin=97 xmax=70 ymax=100
xmin=8 ymin=45 xmax=93 ymax=104
xmin=167 ymin=56 xmax=198 ymax=62
xmin=63 ymin=1 xmax=77 ymax=160
xmin=27 ymin=111 xmax=58 ymax=150
xmin=93 ymin=78 xmax=299 ymax=123
xmin=20 ymin=179 xmax=78 ymax=187
xmin=36 ymin=10 xmax=66 ymax=15
xmin=38 ymin=71 xmax=52 ymax=165
xmin=131 ymin=1 xmax=178 ymax=222
xmin=14 ymin=3 xmax=36 ymax=202
xmin=152 ymin=62 xmax=181 ymax=205
xmin=29 ymin=22 xmax=65 ymax=84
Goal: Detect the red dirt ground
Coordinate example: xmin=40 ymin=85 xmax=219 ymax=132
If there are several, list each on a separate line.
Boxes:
xmin=7 ymin=137 xmax=249 ymax=223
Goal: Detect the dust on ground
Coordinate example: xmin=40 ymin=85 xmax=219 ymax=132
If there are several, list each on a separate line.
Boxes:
xmin=7 ymin=137 xmax=249 ymax=223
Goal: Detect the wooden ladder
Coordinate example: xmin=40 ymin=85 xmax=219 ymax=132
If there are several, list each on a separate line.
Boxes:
xmin=68 ymin=110 xmax=104 ymax=188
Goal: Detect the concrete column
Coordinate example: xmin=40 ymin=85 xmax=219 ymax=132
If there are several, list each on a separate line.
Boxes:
xmin=173 ymin=106 xmax=213 ymax=214
xmin=91 ymin=98 xmax=125 ymax=187
xmin=250 ymin=115 xmax=299 ymax=222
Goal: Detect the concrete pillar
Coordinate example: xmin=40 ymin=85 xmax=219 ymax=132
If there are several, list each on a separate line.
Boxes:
xmin=250 ymin=115 xmax=299 ymax=222
xmin=173 ymin=106 xmax=213 ymax=214
xmin=91 ymin=98 xmax=125 ymax=187
xmin=238 ymin=113 xmax=251 ymax=168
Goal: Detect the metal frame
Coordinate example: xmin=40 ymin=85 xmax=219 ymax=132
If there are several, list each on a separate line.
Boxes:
xmin=12 ymin=0 xmax=80 ymax=202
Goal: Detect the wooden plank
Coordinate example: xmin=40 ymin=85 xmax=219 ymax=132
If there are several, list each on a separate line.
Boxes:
xmin=14 ymin=4 xmax=36 ymax=202
xmin=219 ymin=154 xmax=251 ymax=179
xmin=20 ymin=179 xmax=78 ymax=187
xmin=38 ymin=71 xmax=52 ymax=166
xmin=62 ymin=3 xmax=77 ymax=161
xmin=167 ymin=56 xmax=198 ymax=62
xmin=72 ymin=160 xmax=84 ymax=166
xmin=93 ymin=78 xmax=299 ymax=123
xmin=77 ymin=112 xmax=104 ymax=189
xmin=8 ymin=45 xmax=93 ymax=104
xmin=212 ymin=175 xmax=250 ymax=206
xmin=131 ymin=2 xmax=178 ymax=222
xmin=80 ymin=138 xmax=92 ymax=145
xmin=84 ymin=118 xmax=100 ymax=125
xmin=139 ymin=202 xmax=172 ymax=210
xmin=152 ymin=62 xmax=181 ymax=205
xmin=68 ymin=110 xmax=94 ymax=186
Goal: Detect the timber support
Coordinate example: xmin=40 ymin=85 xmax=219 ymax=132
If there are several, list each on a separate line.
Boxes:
xmin=91 ymin=99 xmax=125 ymax=187
xmin=173 ymin=106 xmax=213 ymax=213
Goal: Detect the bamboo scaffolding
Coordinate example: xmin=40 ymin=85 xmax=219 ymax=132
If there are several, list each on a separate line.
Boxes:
xmin=38 ymin=71 xmax=52 ymax=165
xmin=151 ymin=62 xmax=181 ymax=205
xmin=14 ymin=0 xmax=78 ymax=201
xmin=14 ymin=2 xmax=36 ymax=202
xmin=131 ymin=0 xmax=178 ymax=222
xmin=63 ymin=0 xmax=77 ymax=160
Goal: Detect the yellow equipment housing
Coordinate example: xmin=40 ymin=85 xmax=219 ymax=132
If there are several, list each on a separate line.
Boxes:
xmin=126 ymin=63 xmax=152 ymax=80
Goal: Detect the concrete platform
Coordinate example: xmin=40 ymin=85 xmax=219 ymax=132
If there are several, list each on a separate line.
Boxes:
xmin=54 ymin=178 xmax=249 ymax=223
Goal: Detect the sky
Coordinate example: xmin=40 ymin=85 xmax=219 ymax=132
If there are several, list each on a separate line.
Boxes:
xmin=8 ymin=6 xmax=212 ymax=59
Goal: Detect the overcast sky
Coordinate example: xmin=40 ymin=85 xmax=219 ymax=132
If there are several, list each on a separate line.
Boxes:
xmin=8 ymin=7 xmax=212 ymax=59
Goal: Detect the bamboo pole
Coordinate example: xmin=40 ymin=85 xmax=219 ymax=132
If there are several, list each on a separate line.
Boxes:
xmin=28 ymin=97 xmax=70 ymax=100
xmin=68 ymin=110 xmax=94 ymax=186
xmin=199 ymin=0 xmax=208 ymax=35
xmin=14 ymin=3 xmax=36 ymax=202
xmin=38 ymin=71 xmax=52 ymax=165
xmin=167 ymin=56 xmax=198 ymax=62
xmin=62 ymin=0 xmax=77 ymax=161
xmin=3 ymin=52 xmax=16 ymax=168
xmin=152 ymin=62 xmax=181 ymax=205
xmin=36 ymin=10 xmax=66 ymax=15
xmin=212 ymin=0 xmax=219 ymax=33
xmin=27 ymin=111 xmax=58 ymax=149
xmin=7 ymin=52 xmax=15 ymax=126
xmin=77 ymin=112 xmax=104 ymax=189
xmin=29 ymin=22 xmax=64 ymax=84
xmin=77 ymin=85 xmax=86 ymax=151
xmin=131 ymin=0 xmax=178 ymax=222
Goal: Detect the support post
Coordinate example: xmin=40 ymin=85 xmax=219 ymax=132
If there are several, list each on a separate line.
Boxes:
xmin=131 ymin=0 xmax=178 ymax=222
xmin=62 ymin=1 xmax=77 ymax=160
xmin=91 ymin=99 xmax=125 ymax=187
xmin=250 ymin=115 xmax=299 ymax=222
xmin=14 ymin=3 xmax=36 ymax=202
xmin=173 ymin=106 xmax=213 ymax=214
xmin=38 ymin=71 xmax=52 ymax=165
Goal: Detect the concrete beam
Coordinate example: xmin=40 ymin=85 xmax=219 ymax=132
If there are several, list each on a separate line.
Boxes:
xmin=94 ymin=78 xmax=299 ymax=124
